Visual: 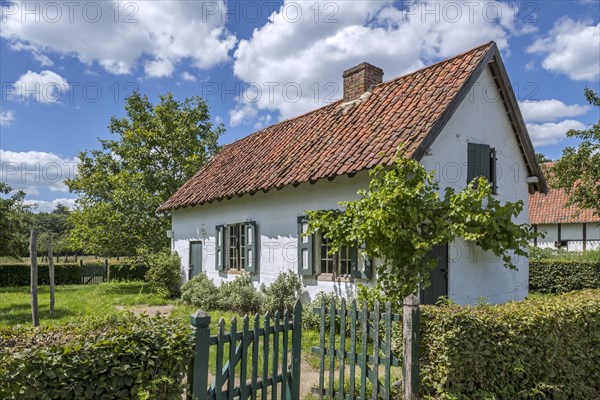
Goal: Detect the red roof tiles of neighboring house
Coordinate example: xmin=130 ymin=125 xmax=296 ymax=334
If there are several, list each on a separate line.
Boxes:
xmin=529 ymin=189 xmax=600 ymax=224
xmin=160 ymin=42 xmax=545 ymax=211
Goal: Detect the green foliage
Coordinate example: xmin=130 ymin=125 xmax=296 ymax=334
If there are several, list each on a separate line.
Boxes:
xmin=0 ymin=183 xmax=31 ymax=258
xmin=412 ymin=290 xmax=600 ymax=399
xmin=217 ymin=273 xmax=262 ymax=314
xmin=302 ymin=291 xmax=345 ymax=331
xmin=0 ymin=313 xmax=193 ymax=399
xmin=0 ymin=264 xmax=80 ymax=286
xmin=529 ymin=260 xmax=600 ymax=294
xmin=180 ymin=273 xmax=220 ymax=311
xmin=307 ymin=151 xmax=537 ymax=303
xmin=260 ymin=271 xmax=304 ymax=314
xmin=143 ymin=251 xmax=182 ymax=298
xmin=549 ymin=88 xmax=599 ymax=216
xmin=66 ymin=92 xmax=223 ymax=256
xmin=107 ymin=262 xmax=148 ymax=282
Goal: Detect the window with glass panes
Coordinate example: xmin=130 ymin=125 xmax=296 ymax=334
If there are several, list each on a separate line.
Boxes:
xmin=318 ymin=234 xmax=353 ymax=276
xmin=227 ymin=223 xmax=246 ymax=270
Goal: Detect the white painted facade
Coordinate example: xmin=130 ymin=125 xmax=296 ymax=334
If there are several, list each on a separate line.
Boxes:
xmin=171 ymin=67 xmax=534 ymax=305
xmin=535 ymin=223 xmax=600 ymax=251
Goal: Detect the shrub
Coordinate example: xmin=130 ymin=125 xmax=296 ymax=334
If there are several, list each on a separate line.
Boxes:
xmin=180 ymin=273 xmax=219 ymax=311
xmin=260 ymin=271 xmax=304 ymax=314
xmin=406 ymin=289 xmax=600 ymax=399
xmin=217 ymin=273 xmax=262 ymax=314
xmin=302 ymin=291 xmax=346 ymax=331
xmin=0 ymin=263 xmax=80 ymax=286
xmin=144 ymin=251 xmax=182 ymax=298
xmin=0 ymin=313 xmax=193 ymax=400
xmin=108 ymin=262 xmax=148 ymax=282
xmin=529 ymin=260 xmax=600 ymax=293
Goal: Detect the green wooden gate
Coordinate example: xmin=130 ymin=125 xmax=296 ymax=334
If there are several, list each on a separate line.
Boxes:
xmin=188 ymin=301 xmax=302 ymax=400
xmin=79 ymin=261 xmax=107 ymax=285
xmin=311 ymin=296 xmax=420 ymax=400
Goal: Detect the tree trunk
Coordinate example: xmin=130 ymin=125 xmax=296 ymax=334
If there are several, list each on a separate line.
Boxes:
xmin=48 ymin=237 xmax=55 ymax=318
xmin=30 ymin=231 xmax=39 ymax=327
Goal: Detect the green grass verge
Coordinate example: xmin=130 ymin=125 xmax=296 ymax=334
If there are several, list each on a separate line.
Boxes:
xmin=0 ymin=282 xmax=169 ymax=327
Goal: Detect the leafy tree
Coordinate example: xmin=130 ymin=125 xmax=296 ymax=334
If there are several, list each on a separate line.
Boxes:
xmin=549 ymin=88 xmax=599 ymax=216
xmin=0 ymin=183 xmax=31 ymax=258
xmin=306 ymin=150 xmax=537 ymax=303
xmin=66 ymin=92 xmax=223 ymax=256
xmin=30 ymin=203 xmax=75 ymax=257
xmin=536 ymin=153 xmax=551 ymax=164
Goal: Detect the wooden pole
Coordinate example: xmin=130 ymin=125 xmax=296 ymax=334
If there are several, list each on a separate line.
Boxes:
xmin=402 ymin=293 xmax=420 ymax=400
xmin=48 ymin=236 xmax=55 ymax=318
xmin=30 ymin=230 xmax=39 ymax=327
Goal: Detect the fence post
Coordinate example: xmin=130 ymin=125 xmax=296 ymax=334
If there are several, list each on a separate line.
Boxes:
xmin=290 ymin=300 xmax=302 ymax=400
xmin=191 ymin=310 xmax=211 ymax=400
xmin=402 ymin=294 xmax=420 ymax=400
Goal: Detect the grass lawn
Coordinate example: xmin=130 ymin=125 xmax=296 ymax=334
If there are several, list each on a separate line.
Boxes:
xmin=0 ymin=282 xmax=173 ymax=327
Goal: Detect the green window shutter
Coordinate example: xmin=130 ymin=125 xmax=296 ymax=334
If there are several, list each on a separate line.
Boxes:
xmin=297 ymin=216 xmax=314 ymax=276
xmin=490 ymin=148 xmax=497 ymax=193
xmin=351 ymin=244 xmax=372 ymax=279
xmin=244 ymin=221 xmax=257 ymax=273
xmin=215 ymin=225 xmax=225 ymax=271
xmin=467 ymin=143 xmax=491 ymax=184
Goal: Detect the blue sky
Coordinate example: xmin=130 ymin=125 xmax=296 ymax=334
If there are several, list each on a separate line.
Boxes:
xmin=0 ymin=0 xmax=599 ymax=211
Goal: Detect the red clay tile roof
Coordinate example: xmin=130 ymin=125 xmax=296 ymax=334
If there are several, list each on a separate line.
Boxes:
xmin=159 ymin=41 xmax=544 ymax=211
xmin=529 ymin=189 xmax=600 ymax=224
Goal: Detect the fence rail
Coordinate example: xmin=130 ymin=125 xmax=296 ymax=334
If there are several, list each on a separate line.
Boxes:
xmin=189 ymin=301 xmax=302 ymax=400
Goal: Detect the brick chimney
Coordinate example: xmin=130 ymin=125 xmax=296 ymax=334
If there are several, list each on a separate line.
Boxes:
xmin=342 ymin=62 xmax=383 ymax=102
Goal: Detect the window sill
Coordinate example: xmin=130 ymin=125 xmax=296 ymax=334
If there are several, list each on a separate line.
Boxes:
xmin=317 ymin=273 xmax=354 ymax=283
xmin=226 ymin=269 xmax=244 ymax=275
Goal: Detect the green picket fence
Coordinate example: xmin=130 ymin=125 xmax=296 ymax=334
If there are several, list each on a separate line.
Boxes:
xmin=189 ymin=301 xmax=302 ymax=400
xmin=311 ymin=295 xmax=420 ymax=400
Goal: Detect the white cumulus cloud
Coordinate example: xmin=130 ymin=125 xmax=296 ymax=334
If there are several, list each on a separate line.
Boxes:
xmin=519 ymin=99 xmax=591 ymax=122
xmin=527 ymin=18 xmax=600 ymax=81
xmin=12 ymin=70 xmax=69 ymax=104
xmin=24 ymin=198 xmax=76 ymax=213
xmin=0 ymin=110 xmax=15 ymax=126
xmin=527 ymin=120 xmax=588 ymax=147
xmin=231 ymin=0 xmax=523 ymax=123
xmin=1 ymin=1 xmax=237 ymax=77
xmin=1 ymin=150 xmax=79 ymax=195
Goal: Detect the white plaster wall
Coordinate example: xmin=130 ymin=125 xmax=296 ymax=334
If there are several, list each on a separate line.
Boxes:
xmin=420 ymin=67 xmax=531 ymax=305
xmin=535 ymin=223 xmax=600 ymax=251
xmin=562 ymin=223 xmax=583 ymax=240
xmin=172 ymin=66 xmax=534 ymax=305
xmin=172 ymin=172 xmax=373 ymax=301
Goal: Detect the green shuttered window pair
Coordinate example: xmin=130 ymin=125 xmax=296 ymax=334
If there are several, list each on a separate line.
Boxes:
xmin=215 ymin=221 xmax=257 ymax=273
xmin=297 ymin=215 xmax=372 ymax=279
xmin=467 ymin=142 xmax=497 ymax=193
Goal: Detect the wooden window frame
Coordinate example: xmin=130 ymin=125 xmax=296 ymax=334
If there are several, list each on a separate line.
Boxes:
xmin=316 ymin=233 xmax=355 ymax=279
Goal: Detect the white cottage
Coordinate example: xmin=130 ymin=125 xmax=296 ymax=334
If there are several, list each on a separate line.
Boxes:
xmin=159 ymin=42 xmax=547 ymax=305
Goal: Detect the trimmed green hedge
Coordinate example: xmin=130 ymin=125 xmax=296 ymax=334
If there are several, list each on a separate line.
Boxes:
xmin=530 ymin=260 xmax=600 ymax=294
xmin=0 ymin=264 xmax=80 ymax=286
xmin=108 ymin=263 xmax=148 ymax=282
xmin=0 ymin=313 xmax=193 ymax=399
xmin=409 ymin=290 xmax=600 ymax=399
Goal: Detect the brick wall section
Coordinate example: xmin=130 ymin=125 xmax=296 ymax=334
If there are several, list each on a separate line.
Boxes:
xmin=342 ymin=62 xmax=384 ymax=102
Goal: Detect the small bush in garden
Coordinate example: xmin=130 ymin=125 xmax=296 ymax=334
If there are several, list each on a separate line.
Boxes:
xmin=0 ymin=313 xmax=193 ymax=400
xmin=217 ymin=273 xmax=262 ymax=314
xmin=302 ymin=291 xmax=345 ymax=331
xmin=144 ymin=250 xmax=182 ymax=298
xmin=260 ymin=271 xmax=304 ymax=314
xmin=180 ymin=273 xmax=219 ymax=310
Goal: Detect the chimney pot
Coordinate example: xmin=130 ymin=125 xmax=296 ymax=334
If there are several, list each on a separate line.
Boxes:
xmin=342 ymin=62 xmax=383 ymax=102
